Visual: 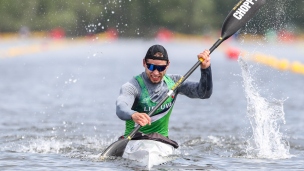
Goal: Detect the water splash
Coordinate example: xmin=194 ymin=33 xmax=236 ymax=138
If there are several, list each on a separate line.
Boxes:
xmin=238 ymin=58 xmax=291 ymax=159
xmin=1 ymin=136 xmax=113 ymax=161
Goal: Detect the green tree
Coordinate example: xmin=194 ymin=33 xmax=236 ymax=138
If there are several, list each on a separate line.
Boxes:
xmin=0 ymin=0 xmax=303 ymax=37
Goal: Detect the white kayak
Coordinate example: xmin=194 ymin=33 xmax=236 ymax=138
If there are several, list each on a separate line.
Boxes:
xmin=122 ymin=140 xmax=177 ymax=169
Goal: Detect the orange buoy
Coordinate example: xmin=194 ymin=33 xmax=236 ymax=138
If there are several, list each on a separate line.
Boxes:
xmin=225 ymin=47 xmax=240 ymax=60
xmin=156 ymin=28 xmax=173 ymax=42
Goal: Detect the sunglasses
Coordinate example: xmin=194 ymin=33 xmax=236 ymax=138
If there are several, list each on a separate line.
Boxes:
xmin=146 ymin=63 xmax=167 ymax=72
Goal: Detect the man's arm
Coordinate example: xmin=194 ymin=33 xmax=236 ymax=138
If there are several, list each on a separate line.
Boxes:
xmin=169 ymin=66 xmax=213 ymax=99
xmin=172 ymin=49 xmax=212 ymax=98
xmin=116 ymin=82 xmax=138 ymax=120
xmin=116 ymin=78 xmax=152 ymax=125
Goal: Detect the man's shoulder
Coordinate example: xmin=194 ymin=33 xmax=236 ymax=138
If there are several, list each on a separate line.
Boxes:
xmin=121 ymin=76 xmax=140 ymax=90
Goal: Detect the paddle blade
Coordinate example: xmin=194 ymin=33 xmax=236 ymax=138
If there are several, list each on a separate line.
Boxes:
xmin=100 ymin=139 xmax=129 ymax=158
xmin=221 ymin=0 xmax=266 ymax=40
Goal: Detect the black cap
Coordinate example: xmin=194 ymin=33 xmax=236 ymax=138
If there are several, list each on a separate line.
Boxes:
xmin=144 ymin=44 xmax=169 ymax=61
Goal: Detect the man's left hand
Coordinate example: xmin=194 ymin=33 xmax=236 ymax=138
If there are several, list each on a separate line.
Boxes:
xmin=198 ymin=50 xmax=211 ymax=69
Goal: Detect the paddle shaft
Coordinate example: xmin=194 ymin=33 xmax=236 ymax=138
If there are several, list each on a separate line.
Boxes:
xmin=128 ymin=38 xmax=224 ymax=139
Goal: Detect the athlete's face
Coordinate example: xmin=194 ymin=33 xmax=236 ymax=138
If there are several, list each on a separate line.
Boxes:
xmin=143 ymin=59 xmax=169 ymax=84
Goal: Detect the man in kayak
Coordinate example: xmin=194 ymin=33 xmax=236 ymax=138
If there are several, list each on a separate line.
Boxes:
xmin=116 ymin=44 xmax=212 ymax=148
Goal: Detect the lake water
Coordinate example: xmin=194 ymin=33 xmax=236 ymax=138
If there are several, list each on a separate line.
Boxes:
xmin=0 ymin=38 xmax=303 ymax=170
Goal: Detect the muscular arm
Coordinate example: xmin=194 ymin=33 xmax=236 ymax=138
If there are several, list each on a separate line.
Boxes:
xmin=170 ymin=66 xmax=213 ymax=99
xmin=116 ymin=81 xmax=139 ymax=120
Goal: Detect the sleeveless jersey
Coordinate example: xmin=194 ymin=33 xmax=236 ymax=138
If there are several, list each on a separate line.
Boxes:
xmin=124 ymin=75 xmax=177 ymax=137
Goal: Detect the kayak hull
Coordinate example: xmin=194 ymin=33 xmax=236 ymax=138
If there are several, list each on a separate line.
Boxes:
xmin=122 ymin=140 xmax=176 ymax=169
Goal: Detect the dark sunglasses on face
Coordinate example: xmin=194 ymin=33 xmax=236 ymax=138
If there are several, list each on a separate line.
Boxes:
xmin=146 ymin=63 xmax=167 ymax=72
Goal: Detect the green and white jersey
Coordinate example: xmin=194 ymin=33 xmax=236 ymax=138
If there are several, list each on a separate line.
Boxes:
xmin=116 ymin=66 xmax=213 ymax=137
xmin=124 ymin=75 xmax=176 ymax=137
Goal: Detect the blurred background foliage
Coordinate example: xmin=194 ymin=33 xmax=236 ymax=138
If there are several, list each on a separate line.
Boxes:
xmin=0 ymin=0 xmax=302 ymax=37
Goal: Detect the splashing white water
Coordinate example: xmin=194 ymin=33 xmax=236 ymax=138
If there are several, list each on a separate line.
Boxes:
xmin=2 ymin=136 xmax=112 ymax=161
xmin=238 ymin=58 xmax=291 ymax=159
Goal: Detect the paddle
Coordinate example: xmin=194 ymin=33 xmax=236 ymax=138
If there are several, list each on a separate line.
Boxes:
xmin=100 ymin=0 xmax=266 ymax=158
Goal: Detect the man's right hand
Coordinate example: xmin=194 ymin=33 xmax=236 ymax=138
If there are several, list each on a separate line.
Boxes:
xmin=131 ymin=112 xmax=151 ymax=126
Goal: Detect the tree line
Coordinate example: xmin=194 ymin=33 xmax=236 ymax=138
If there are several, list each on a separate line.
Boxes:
xmin=0 ymin=0 xmax=302 ymax=37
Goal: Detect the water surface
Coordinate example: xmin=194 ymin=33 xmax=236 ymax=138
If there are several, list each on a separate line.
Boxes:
xmin=0 ymin=39 xmax=303 ymax=170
